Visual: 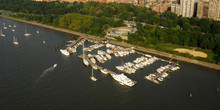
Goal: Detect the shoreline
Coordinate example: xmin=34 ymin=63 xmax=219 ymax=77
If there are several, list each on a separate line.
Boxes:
xmin=1 ymin=15 xmax=220 ymax=70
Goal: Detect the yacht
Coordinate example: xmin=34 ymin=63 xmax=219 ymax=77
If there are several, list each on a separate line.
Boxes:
xmin=0 ymin=29 xmax=5 ymax=37
xmin=116 ymin=66 xmax=124 ymax=71
xmin=100 ymin=68 xmax=108 ymax=74
xmin=114 ymin=52 xmax=119 ymax=57
xmin=83 ymin=59 xmax=89 ymax=66
xmin=13 ymin=36 xmax=19 ymax=45
xmin=92 ymin=65 xmax=98 ymax=70
xmin=111 ymin=73 xmax=135 ymax=87
xmin=106 ymin=54 xmax=112 ymax=59
xmin=60 ymin=49 xmax=70 ymax=56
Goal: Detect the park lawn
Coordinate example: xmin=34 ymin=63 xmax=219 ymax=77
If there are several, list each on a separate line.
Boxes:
xmin=151 ymin=44 xmax=218 ymax=63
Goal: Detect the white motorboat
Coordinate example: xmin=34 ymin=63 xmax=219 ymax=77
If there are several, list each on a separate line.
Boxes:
xmin=111 ymin=73 xmax=135 ymax=87
xmin=12 ymin=29 xmax=15 ymax=32
xmin=106 ymin=54 xmax=112 ymax=59
xmin=90 ymin=57 xmax=96 ymax=64
xmin=60 ymin=49 xmax=70 ymax=56
xmin=83 ymin=59 xmax=89 ymax=66
xmin=53 ymin=64 xmax=57 ymax=68
xmin=92 ymin=65 xmax=98 ymax=70
xmin=100 ymin=68 xmax=108 ymax=74
xmin=157 ymin=77 xmax=164 ymax=82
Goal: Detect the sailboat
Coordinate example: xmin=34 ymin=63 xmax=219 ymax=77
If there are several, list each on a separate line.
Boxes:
xmin=0 ymin=29 xmax=5 ymax=37
xmin=90 ymin=68 xmax=97 ymax=81
xmin=3 ymin=23 xmax=7 ymax=29
xmin=36 ymin=29 xmax=39 ymax=34
xmin=13 ymin=23 xmax=16 ymax=28
xmin=83 ymin=43 xmax=89 ymax=66
xmin=24 ymin=28 xmax=31 ymax=36
xmin=13 ymin=36 xmax=19 ymax=45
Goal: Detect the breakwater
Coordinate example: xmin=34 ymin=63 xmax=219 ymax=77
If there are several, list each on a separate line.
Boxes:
xmin=1 ymin=15 xmax=219 ymax=70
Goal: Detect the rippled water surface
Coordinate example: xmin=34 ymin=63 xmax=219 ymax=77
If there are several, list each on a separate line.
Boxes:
xmin=0 ymin=17 xmax=220 ymax=110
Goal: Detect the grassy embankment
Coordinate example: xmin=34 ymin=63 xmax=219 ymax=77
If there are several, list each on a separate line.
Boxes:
xmin=150 ymin=44 xmax=219 ymax=64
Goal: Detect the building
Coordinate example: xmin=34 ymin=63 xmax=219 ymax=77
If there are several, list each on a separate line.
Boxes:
xmin=171 ymin=0 xmax=195 ymax=17
xmin=197 ymin=0 xmax=220 ymax=21
xmin=151 ymin=1 xmax=171 ymax=14
xmin=197 ymin=1 xmax=209 ymax=18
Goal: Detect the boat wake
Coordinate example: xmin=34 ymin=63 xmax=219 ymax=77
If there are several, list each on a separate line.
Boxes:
xmin=36 ymin=64 xmax=57 ymax=82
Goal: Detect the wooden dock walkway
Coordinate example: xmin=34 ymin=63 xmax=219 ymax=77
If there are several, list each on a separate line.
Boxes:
xmin=84 ymin=55 xmax=117 ymax=75
xmin=55 ymin=36 xmax=74 ymax=50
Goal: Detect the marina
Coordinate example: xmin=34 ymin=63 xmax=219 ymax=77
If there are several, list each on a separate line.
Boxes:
xmin=1 ymin=16 xmax=220 ymax=110
xmin=60 ymin=36 xmax=180 ymax=86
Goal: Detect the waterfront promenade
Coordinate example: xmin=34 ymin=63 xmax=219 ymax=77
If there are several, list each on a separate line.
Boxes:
xmin=1 ymin=15 xmax=219 ymax=70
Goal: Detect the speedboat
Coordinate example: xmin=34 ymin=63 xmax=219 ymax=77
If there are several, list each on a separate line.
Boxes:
xmin=53 ymin=64 xmax=57 ymax=68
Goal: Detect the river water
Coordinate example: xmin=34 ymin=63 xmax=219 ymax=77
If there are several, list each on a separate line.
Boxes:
xmin=0 ymin=17 xmax=220 ymax=110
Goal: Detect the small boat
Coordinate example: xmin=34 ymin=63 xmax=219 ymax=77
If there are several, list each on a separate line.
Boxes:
xmin=13 ymin=23 xmax=16 ymax=28
xmin=3 ymin=23 xmax=7 ymax=29
xmin=9 ymin=25 xmax=11 ymax=27
xmin=36 ymin=29 xmax=39 ymax=34
xmin=157 ymin=77 xmax=164 ymax=82
xmin=92 ymin=65 xmax=98 ymax=70
xmin=13 ymin=36 xmax=19 ymax=45
xmin=100 ymin=68 xmax=108 ymax=74
xmin=60 ymin=49 xmax=70 ymax=56
xmin=83 ymin=59 xmax=89 ymax=66
xmin=106 ymin=54 xmax=112 ymax=59
xmin=90 ymin=68 xmax=97 ymax=81
xmin=12 ymin=29 xmax=15 ymax=32
xmin=90 ymin=57 xmax=96 ymax=64
xmin=43 ymin=41 xmax=46 ymax=44
xmin=53 ymin=64 xmax=57 ymax=68
xmin=0 ymin=29 xmax=5 ymax=37
xmin=24 ymin=28 xmax=31 ymax=36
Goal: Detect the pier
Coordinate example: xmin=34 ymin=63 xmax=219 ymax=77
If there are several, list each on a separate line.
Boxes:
xmin=81 ymin=55 xmax=117 ymax=75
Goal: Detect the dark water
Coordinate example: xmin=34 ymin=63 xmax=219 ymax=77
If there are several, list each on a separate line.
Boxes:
xmin=0 ymin=17 xmax=220 ymax=110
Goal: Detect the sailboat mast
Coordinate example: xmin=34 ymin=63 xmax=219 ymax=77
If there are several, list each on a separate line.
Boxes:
xmin=92 ymin=68 xmax=93 ymax=77
xmin=83 ymin=43 xmax=85 ymax=59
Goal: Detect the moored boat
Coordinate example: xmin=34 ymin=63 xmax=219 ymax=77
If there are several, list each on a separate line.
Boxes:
xmin=60 ymin=49 xmax=70 ymax=56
